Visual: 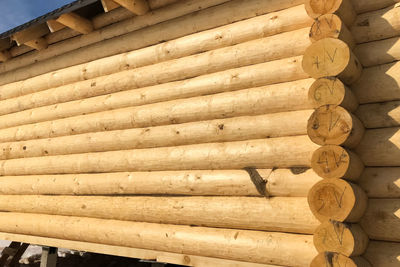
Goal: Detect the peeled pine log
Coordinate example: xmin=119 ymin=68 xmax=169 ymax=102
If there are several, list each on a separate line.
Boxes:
xmin=311 ymin=145 xmax=364 ymax=181
xmin=313 ymin=221 xmax=369 ymax=256
xmin=0 ymin=195 xmax=319 ymax=234
xmin=302 ymin=38 xmax=362 ymax=85
xmin=356 ymin=127 xmax=400 ymax=166
xmin=0 ymin=75 xmax=313 ymax=131
xmin=0 ymin=110 xmax=313 ymax=160
xmin=361 ymin=199 xmax=400 ymax=242
xmin=351 ymin=4 xmax=400 ymax=44
xmin=305 ymin=0 xmax=356 ymax=27
xmin=308 ymin=178 xmax=368 ymax=222
xmin=358 ymin=168 xmax=400 ymax=198
xmin=355 ymin=36 xmax=400 ymax=67
xmin=0 ymin=137 xmax=318 ymax=176
xmin=308 ymin=77 xmax=358 ymax=112
xmin=0 ymin=29 xmax=311 ymax=117
xmin=0 ymin=0 xmax=306 ymax=85
xmin=352 ymin=0 xmax=400 ymax=14
xmin=310 ymin=14 xmax=355 ymax=49
xmin=352 ymin=62 xmax=400 ymax=104
xmin=0 ymin=213 xmax=317 ymax=266
xmin=0 ymin=5 xmax=312 ymax=101
xmin=310 ymin=252 xmax=371 ymax=267
xmin=0 ymin=79 xmax=313 ymax=143
xmin=364 ymin=241 xmax=400 ymax=267
xmin=0 ymin=168 xmax=321 ymax=197
xmin=356 ymin=101 xmax=400 ymax=128
xmin=0 ymin=5 xmax=311 ymax=101
xmin=307 ymin=105 xmax=364 ymax=148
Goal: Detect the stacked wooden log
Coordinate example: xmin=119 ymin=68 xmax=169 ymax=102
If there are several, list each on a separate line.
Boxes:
xmin=0 ymin=1 xmax=320 ymax=266
xmin=0 ymin=0 xmax=399 ymax=265
xmin=303 ymin=0 xmax=400 ymax=266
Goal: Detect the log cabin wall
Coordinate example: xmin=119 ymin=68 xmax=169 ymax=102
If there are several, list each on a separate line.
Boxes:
xmin=0 ymin=0 xmax=398 ymax=266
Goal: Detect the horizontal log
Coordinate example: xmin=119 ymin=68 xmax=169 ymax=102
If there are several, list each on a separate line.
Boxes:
xmin=309 ymin=14 xmax=355 ymax=49
xmin=0 ymin=0 xmax=230 ymax=76
xmin=313 ymin=221 xmax=369 ymax=256
xmin=0 ymin=110 xmax=313 ymax=159
xmin=355 ymin=36 xmax=400 ymax=67
xmin=311 ymin=145 xmax=364 ymax=181
xmin=0 ymin=136 xmax=319 ymax=175
xmin=358 ymin=168 xmax=400 ymax=198
xmin=0 ymin=78 xmax=312 ymax=143
xmin=0 ymin=75 xmax=312 ymax=131
xmin=352 ymin=0 xmax=400 ymax=14
xmin=0 ymin=4 xmax=311 ymax=101
xmin=0 ymin=195 xmax=319 ymax=234
xmin=352 ymin=61 xmax=400 ymax=104
xmin=0 ymin=168 xmax=321 ymax=197
xmin=308 ymin=178 xmax=368 ymax=223
xmin=305 ymin=0 xmax=356 ymax=27
xmin=361 ymin=199 xmax=400 ymax=242
xmin=302 ymin=38 xmax=362 ymax=85
xmin=0 ymin=213 xmax=317 ymax=266
xmin=0 ymin=232 xmax=283 ymax=267
xmin=356 ymin=127 xmax=400 ymax=166
xmin=356 ymin=101 xmax=400 ymax=128
xmin=307 ymin=105 xmax=364 ymax=148
xmin=351 ymin=4 xmax=400 ymax=44
xmin=0 ymin=28 xmax=311 ymax=117
xmin=0 ymin=0 xmax=305 ymax=86
xmin=310 ymin=252 xmax=371 ymax=267
xmin=308 ymin=77 xmax=359 ymax=112
xmin=364 ymin=241 xmax=400 ymax=267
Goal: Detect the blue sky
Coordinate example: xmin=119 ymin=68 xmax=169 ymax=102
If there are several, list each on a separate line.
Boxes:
xmin=0 ymin=0 xmax=75 ymax=34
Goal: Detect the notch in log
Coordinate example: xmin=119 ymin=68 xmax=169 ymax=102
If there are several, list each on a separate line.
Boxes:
xmin=305 ymin=0 xmax=356 ymax=27
xmin=308 ymin=77 xmax=358 ymax=112
xmin=307 ymin=105 xmax=365 ymax=148
xmin=311 ymin=145 xmax=364 ymax=181
xmin=313 ymin=220 xmax=369 ymax=256
xmin=310 ymin=252 xmax=371 ymax=267
xmin=310 ymin=14 xmax=355 ymax=49
xmin=302 ymin=38 xmax=362 ymax=85
xmin=308 ymin=178 xmax=367 ymax=222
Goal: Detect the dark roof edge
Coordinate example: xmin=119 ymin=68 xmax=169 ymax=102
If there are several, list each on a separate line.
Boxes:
xmin=0 ymin=0 xmax=98 ymax=39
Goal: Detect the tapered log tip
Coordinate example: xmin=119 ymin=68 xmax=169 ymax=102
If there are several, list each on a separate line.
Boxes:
xmin=311 ymin=252 xmax=371 ymax=267
xmin=305 ymin=0 xmax=344 ymax=19
xmin=307 ymin=105 xmax=363 ymax=147
xmin=310 ymin=14 xmax=343 ymax=42
xmin=308 ymin=178 xmax=366 ymax=222
xmin=313 ymin=220 xmax=369 ymax=256
xmin=311 ymin=145 xmax=351 ymax=179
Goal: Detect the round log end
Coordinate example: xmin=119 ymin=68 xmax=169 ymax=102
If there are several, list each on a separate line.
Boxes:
xmin=308 ymin=77 xmax=358 ymax=112
xmin=308 ymin=178 xmax=367 ymax=222
xmin=314 ymin=221 xmax=369 ymax=256
xmin=311 ymin=252 xmax=371 ymax=267
xmin=305 ymin=0 xmax=343 ymax=19
xmin=311 ymin=145 xmax=364 ymax=181
xmin=302 ymin=38 xmax=358 ymax=84
xmin=307 ymin=105 xmax=364 ymax=148
xmin=310 ymin=14 xmax=343 ymax=42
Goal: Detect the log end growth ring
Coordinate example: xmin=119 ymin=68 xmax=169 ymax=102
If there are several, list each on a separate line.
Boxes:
xmin=302 ymin=38 xmax=350 ymax=79
xmin=305 ymin=0 xmax=343 ymax=19
xmin=310 ymin=14 xmax=343 ymax=42
xmin=308 ymin=178 xmax=367 ymax=222
xmin=310 ymin=252 xmax=371 ymax=267
xmin=313 ymin=220 xmax=369 ymax=256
